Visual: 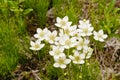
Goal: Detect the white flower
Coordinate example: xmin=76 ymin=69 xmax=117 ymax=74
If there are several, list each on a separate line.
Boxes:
xmin=53 ymin=54 xmax=71 ymax=69
xmin=49 ymin=46 xmax=65 ymax=58
xmin=46 ymin=30 xmax=57 ymax=44
xmin=30 ymin=40 xmax=45 ymax=51
xmin=59 ymin=35 xmax=77 ymax=49
xmin=79 ymin=19 xmax=91 ymax=27
xmin=83 ymin=47 xmax=93 ymax=59
xmin=78 ymin=19 xmax=94 ymax=36
xmin=64 ymin=25 xmax=77 ymax=36
xmin=69 ymin=50 xmax=85 ymax=64
xmin=34 ymin=28 xmax=50 ymax=41
xmin=76 ymin=37 xmax=89 ymax=50
xmin=55 ymin=16 xmax=72 ymax=29
xmin=71 ymin=29 xmax=79 ymax=37
xmin=93 ymin=29 xmax=108 ymax=42
xmin=54 ymin=29 xmax=66 ymax=46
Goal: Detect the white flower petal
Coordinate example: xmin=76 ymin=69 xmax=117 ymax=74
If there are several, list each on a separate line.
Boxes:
xmin=53 ymin=30 xmax=57 ymax=35
xmin=99 ymin=38 xmax=104 ymax=42
xmin=59 ymin=53 xmax=65 ymax=57
xmin=86 ymin=53 xmax=92 ymax=59
xmin=99 ymin=29 xmax=103 ymax=34
xmin=103 ymin=34 xmax=108 ymax=39
xmin=30 ymin=41 xmax=35 ymax=46
xmin=54 ymin=63 xmax=60 ymax=67
xmin=55 ymin=23 xmax=61 ymax=27
xmin=71 ymin=25 xmax=77 ymax=30
xmin=87 ymin=32 xmax=92 ymax=36
xmin=41 ymin=44 xmax=45 ymax=48
xmin=74 ymin=51 xmax=79 ymax=56
xmin=69 ymin=55 xmax=74 ymax=60
xmin=66 ymin=22 xmax=72 ymax=26
xmin=93 ymin=31 xmax=97 ymax=35
xmin=59 ymin=47 xmax=64 ymax=52
xmin=37 ymin=28 xmax=42 ymax=33
xmin=60 ymin=64 xmax=66 ymax=69
xmin=79 ymin=60 xmax=85 ymax=64
xmin=56 ymin=17 xmax=61 ymax=23
xmin=79 ymin=20 xmax=83 ymax=24
xmin=63 ymin=16 xmax=68 ymax=22
xmin=49 ymin=51 xmax=54 ymax=56
xmin=64 ymin=59 xmax=71 ymax=64
xmin=86 ymin=20 xmax=90 ymax=24
xmin=81 ymin=33 xmax=86 ymax=36
xmin=90 ymin=27 xmax=94 ymax=31
xmin=30 ymin=47 xmax=40 ymax=51
xmin=80 ymin=53 xmax=85 ymax=59
xmin=34 ymin=34 xmax=39 ymax=38
xmin=73 ymin=61 xmax=79 ymax=64
xmin=71 ymin=37 xmax=76 ymax=42
xmin=77 ymin=46 xmax=82 ymax=50
xmin=94 ymin=36 xmax=98 ymax=40
xmin=30 ymin=47 xmax=34 ymax=50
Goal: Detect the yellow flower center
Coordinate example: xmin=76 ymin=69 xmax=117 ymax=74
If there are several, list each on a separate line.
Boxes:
xmin=65 ymin=40 xmax=71 ymax=46
xmin=58 ymin=58 xmax=64 ymax=64
xmin=64 ymin=29 xmax=70 ymax=35
xmin=74 ymin=56 xmax=80 ymax=62
xmin=49 ymin=35 xmax=55 ymax=40
xmin=83 ymin=19 xmax=86 ymax=22
xmin=60 ymin=21 xmax=66 ymax=26
xmin=55 ymin=50 xmax=61 ymax=55
xmin=83 ymin=28 xmax=88 ymax=33
xmin=39 ymin=32 xmax=44 ymax=37
xmin=97 ymin=34 xmax=102 ymax=38
xmin=79 ymin=41 xmax=84 ymax=46
xmin=34 ymin=44 xmax=39 ymax=49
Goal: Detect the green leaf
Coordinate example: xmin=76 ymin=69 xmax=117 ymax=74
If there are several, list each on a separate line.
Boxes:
xmin=19 ymin=0 xmax=25 ymax=3
xmin=104 ymin=25 xmax=111 ymax=34
xmin=8 ymin=1 xmax=18 ymax=8
xmin=23 ymin=8 xmax=33 ymax=15
xmin=107 ymin=0 xmax=116 ymax=13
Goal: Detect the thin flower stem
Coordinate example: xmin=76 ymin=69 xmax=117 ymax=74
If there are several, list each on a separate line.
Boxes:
xmin=67 ymin=49 xmax=71 ymax=80
xmin=78 ymin=65 xmax=81 ymax=80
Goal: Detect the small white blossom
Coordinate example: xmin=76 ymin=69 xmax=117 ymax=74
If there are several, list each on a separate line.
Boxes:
xmin=30 ymin=40 xmax=44 ymax=51
xmin=79 ymin=19 xmax=91 ymax=27
xmin=55 ymin=16 xmax=72 ymax=29
xmin=49 ymin=46 xmax=65 ymax=58
xmin=34 ymin=28 xmax=50 ymax=41
xmin=93 ymin=29 xmax=108 ymax=42
xmin=78 ymin=19 xmax=94 ymax=36
xmin=76 ymin=37 xmax=89 ymax=50
xmin=64 ymin=25 xmax=77 ymax=36
xmin=46 ymin=30 xmax=57 ymax=44
xmin=83 ymin=47 xmax=93 ymax=59
xmin=59 ymin=35 xmax=77 ymax=49
xmin=53 ymin=54 xmax=71 ymax=69
xmin=69 ymin=50 xmax=85 ymax=64
xmin=54 ymin=30 xmax=66 ymax=46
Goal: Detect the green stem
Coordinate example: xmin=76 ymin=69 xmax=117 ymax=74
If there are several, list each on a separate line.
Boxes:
xmin=67 ymin=49 xmax=71 ymax=80
xmin=78 ymin=65 xmax=81 ymax=80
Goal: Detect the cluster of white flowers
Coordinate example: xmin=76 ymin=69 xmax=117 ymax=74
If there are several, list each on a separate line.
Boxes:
xmin=30 ymin=16 xmax=108 ymax=69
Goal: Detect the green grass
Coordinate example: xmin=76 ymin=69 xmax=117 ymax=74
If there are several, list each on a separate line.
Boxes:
xmin=89 ymin=0 xmax=120 ymax=37
xmin=0 ymin=0 xmax=120 ymax=79
xmin=24 ymin=0 xmax=50 ymax=28
xmin=0 ymin=0 xmax=29 ymax=77
xmin=53 ymin=0 xmax=82 ymax=24
xmin=0 ymin=20 xmax=19 ymax=76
